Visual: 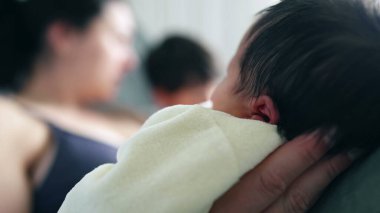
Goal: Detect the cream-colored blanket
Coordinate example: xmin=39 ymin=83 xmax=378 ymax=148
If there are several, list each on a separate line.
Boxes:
xmin=59 ymin=105 xmax=282 ymax=213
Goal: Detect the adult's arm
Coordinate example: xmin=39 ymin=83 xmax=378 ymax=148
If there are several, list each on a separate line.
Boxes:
xmin=211 ymin=133 xmax=352 ymax=213
xmin=0 ymin=98 xmax=49 ymax=213
xmin=0 ymin=154 xmax=31 ymax=213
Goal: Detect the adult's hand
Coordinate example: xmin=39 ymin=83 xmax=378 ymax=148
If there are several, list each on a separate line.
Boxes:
xmin=210 ymin=132 xmax=352 ymax=213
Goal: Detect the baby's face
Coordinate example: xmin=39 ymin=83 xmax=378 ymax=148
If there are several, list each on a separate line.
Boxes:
xmin=211 ymin=39 xmax=253 ymax=118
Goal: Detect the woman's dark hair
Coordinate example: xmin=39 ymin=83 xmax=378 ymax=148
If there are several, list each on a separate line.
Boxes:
xmin=238 ymin=0 xmax=380 ymax=152
xmin=0 ymin=0 xmax=117 ymax=91
xmin=145 ymin=35 xmax=216 ymax=93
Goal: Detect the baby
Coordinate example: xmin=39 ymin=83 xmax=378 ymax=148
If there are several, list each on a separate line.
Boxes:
xmin=59 ymin=0 xmax=380 ymax=212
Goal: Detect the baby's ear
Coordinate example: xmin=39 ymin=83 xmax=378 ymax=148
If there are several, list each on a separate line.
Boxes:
xmin=250 ymin=95 xmax=279 ymax=124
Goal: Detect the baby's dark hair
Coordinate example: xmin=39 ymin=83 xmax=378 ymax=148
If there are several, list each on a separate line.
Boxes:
xmin=0 ymin=0 xmax=121 ymax=92
xmin=145 ymin=35 xmax=216 ymax=93
xmin=238 ymin=0 xmax=380 ymax=152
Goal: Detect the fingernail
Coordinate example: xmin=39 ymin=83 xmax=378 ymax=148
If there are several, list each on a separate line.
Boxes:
xmin=322 ymin=128 xmax=337 ymax=148
xmin=322 ymin=135 xmax=335 ymax=149
xmin=347 ymin=148 xmax=364 ymax=160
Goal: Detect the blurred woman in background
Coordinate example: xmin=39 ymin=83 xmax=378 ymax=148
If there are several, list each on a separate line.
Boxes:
xmin=0 ymin=0 xmax=141 ymax=212
xmin=1 ymin=0 xmax=141 ymax=144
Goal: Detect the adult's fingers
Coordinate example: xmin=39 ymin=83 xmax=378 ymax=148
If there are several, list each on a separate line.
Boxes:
xmin=210 ymin=132 xmax=332 ymax=213
xmin=264 ymin=153 xmax=352 ymax=213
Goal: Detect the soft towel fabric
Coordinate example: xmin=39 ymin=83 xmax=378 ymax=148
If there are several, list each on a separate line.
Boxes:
xmin=59 ymin=105 xmax=283 ymax=213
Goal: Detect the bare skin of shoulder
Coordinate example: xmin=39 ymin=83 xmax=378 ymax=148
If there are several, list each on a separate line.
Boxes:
xmin=0 ymin=97 xmax=51 ymax=213
xmin=15 ymin=97 xmax=143 ymax=147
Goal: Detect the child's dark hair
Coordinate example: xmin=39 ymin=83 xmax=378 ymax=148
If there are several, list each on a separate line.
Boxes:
xmin=145 ymin=35 xmax=215 ymax=93
xmin=238 ymin=0 xmax=380 ymax=152
xmin=0 ymin=0 xmax=120 ymax=92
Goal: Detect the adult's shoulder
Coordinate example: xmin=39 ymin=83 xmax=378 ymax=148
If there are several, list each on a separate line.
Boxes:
xmin=0 ymin=96 xmax=49 ymax=167
xmin=0 ymin=96 xmax=50 ymax=212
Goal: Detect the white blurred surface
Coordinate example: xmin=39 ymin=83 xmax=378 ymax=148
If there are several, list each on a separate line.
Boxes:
xmin=129 ymin=0 xmax=279 ymax=65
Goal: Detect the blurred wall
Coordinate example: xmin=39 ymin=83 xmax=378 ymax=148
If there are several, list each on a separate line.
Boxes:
xmin=129 ymin=0 xmax=279 ymax=65
xmin=117 ymin=0 xmax=279 ymax=115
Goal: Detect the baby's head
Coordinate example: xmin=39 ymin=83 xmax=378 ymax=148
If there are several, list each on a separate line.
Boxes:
xmin=212 ymin=0 xmax=380 ymax=152
xmin=146 ymin=35 xmax=216 ymax=107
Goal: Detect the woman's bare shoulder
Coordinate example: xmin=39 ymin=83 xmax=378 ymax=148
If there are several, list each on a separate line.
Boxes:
xmin=0 ymin=96 xmax=50 ymax=167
